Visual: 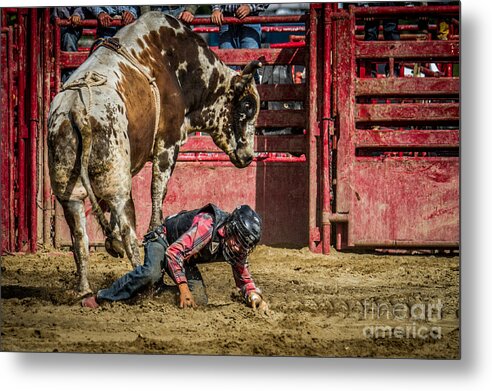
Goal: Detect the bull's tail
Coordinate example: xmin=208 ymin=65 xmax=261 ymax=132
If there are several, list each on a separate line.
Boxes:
xmin=72 ymin=110 xmax=125 ymax=258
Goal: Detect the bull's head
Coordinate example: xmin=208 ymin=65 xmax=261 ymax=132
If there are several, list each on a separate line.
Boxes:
xmin=211 ymin=61 xmax=262 ymax=168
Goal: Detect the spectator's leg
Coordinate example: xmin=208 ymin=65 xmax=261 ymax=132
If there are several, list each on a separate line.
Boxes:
xmin=383 ymin=19 xmax=400 ymax=76
xmin=240 ymin=24 xmax=262 ymax=83
xmin=60 ymin=26 xmax=82 ymax=83
xmin=97 ymin=241 xmax=165 ymax=302
xmin=219 ymin=25 xmax=240 ymax=73
xmin=382 ymin=19 xmax=400 ymax=41
xmin=364 ymin=19 xmax=380 ymax=41
xmin=364 ymin=20 xmax=379 ymax=77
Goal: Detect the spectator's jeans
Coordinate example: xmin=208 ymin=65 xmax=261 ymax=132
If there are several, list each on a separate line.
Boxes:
xmin=60 ymin=26 xmax=82 ymax=83
xmin=219 ymin=24 xmax=262 ymax=83
xmin=159 ymin=6 xmax=185 ymax=18
xmin=97 ymin=241 xmax=166 ymax=302
xmin=364 ymin=19 xmax=400 ymax=41
xmin=96 ymin=26 xmax=118 ymax=39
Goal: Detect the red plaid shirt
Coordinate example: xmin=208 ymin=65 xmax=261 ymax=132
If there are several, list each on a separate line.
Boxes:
xmin=165 ymin=212 xmax=257 ymax=298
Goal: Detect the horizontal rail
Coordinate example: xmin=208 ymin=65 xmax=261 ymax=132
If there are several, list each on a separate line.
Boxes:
xmin=181 ymin=135 xmax=306 ymax=154
xmin=355 ymin=77 xmax=460 ymax=97
xmin=192 ymin=25 xmax=306 ymax=33
xmin=212 ymin=48 xmax=306 ymax=66
xmin=60 ymin=48 xmax=307 ymax=68
xmin=56 ymin=15 xmax=308 ymax=27
xmin=257 ymin=109 xmax=305 ymax=128
xmin=256 ymin=84 xmax=305 ymax=102
xmin=356 ymin=103 xmax=459 ymax=123
xmin=353 ymin=240 xmax=459 ymax=248
xmin=351 ymin=5 xmax=460 ymax=17
xmin=191 ymin=15 xmax=308 ymax=25
xmin=355 ymin=129 xmax=459 ymax=148
xmin=356 ymin=41 xmax=459 ymax=60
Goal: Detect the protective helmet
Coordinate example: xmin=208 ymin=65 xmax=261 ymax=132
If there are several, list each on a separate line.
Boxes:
xmin=222 ymin=205 xmax=262 ymax=264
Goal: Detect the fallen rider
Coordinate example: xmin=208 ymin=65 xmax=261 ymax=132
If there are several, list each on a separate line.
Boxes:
xmin=82 ymin=204 xmax=268 ymax=313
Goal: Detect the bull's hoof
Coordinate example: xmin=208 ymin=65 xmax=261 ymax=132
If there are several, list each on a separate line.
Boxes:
xmin=105 ymin=237 xmax=125 ymax=258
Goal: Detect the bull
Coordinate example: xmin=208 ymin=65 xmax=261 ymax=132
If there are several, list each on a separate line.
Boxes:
xmin=47 ymin=12 xmax=261 ymax=295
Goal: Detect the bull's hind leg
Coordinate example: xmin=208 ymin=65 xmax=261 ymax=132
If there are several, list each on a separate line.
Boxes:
xmin=108 ymin=195 xmax=141 ymax=268
xmin=59 ymin=199 xmax=92 ymax=295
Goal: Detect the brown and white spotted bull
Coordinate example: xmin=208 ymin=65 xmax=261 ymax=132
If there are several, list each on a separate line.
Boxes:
xmin=47 ymin=12 xmax=261 ymax=295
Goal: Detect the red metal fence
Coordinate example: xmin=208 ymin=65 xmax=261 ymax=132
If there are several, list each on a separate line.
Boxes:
xmin=0 ymin=4 xmax=460 ymax=255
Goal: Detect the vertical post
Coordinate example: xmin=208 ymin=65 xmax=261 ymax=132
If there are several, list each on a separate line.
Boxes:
xmin=333 ymin=6 xmax=356 ymax=247
xmin=308 ymin=4 xmax=320 ymax=253
xmin=53 ymin=17 xmax=63 ymax=248
xmin=54 ymin=18 xmax=61 ymax=93
xmin=43 ymin=8 xmax=52 ymax=247
xmin=29 ymin=9 xmax=39 ymax=252
xmin=8 ymin=26 xmax=15 ymax=250
xmin=17 ymin=9 xmax=28 ymax=251
xmin=321 ymin=3 xmax=334 ymax=254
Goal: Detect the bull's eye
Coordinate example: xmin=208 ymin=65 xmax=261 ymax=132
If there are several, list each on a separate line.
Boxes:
xmin=239 ymin=95 xmax=256 ymax=121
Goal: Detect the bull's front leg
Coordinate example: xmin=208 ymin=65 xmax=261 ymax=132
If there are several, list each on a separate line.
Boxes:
xmin=149 ymin=141 xmax=179 ymax=231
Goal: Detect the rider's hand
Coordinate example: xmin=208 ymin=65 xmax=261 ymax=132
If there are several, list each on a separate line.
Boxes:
xmin=97 ymin=12 xmax=112 ymax=27
xmin=179 ymin=11 xmax=195 ymax=24
xmin=211 ymin=10 xmax=223 ymax=26
xmin=247 ymin=291 xmax=269 ymax=314
xmin=70 ymin=14 xmax=81 ymax=27
xmin=178 ymin=283 xmax=196 ymax=309
xmin=236 ymin=5 xmax=252 ymax=19
xmin=121 ymin=11 xmax=135 ymax=26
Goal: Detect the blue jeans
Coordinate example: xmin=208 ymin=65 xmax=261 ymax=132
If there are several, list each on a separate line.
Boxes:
xmin=97 ymin=240 xmax=166 ymax=302
xmin=219 ymin=24 xmax=262 ymax=83
xmin=61 ymin=27 xmax=82 ymax=83
xmin=219 ymin=24 xmax=261 ymax=50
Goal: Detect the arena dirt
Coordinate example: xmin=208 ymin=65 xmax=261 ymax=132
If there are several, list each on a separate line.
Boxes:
xmin=1 ymin=246 xmax=459 ymax=358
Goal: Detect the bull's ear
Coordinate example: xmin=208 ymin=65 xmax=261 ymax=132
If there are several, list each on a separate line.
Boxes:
xmin=233 ymin=61 xmax=262 ymax=94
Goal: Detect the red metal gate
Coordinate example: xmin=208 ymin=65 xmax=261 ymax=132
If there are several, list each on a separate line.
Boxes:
xmin=1 ymin=8 xmax=44 ymax=253
xmin=330 ymin=4 xmax=459 ymax=249
xmin=0 ymin=4 xmax=460 ymax=255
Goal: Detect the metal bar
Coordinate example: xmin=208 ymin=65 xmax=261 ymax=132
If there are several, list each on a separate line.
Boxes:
xmin=60 ymin=47 xmax=308 ymax=68
xmin=29 ymin=9 xmax=38 ymax=252
xmin=353 ymin=240 xmax=459 ymax=248
xmin=181 ymin=135 xmax=306 ymax=154
xmin=355 ymin=129 xmax=459 ymax=148
xmin=54 ymin=17 xmax=61 ymax=92
xmin=355 ymin=24 xmax=439 ymax=32
xmin=270 ymin=42 xmax=305 ymax=49
xmin=352 ymin=5 xmax=460 ymax=17
xmin=42 ymin=8 xmax=52 ymax=247
xmin=191 ymin=15 xmax=308 ymax=25
xmin=356 ymin=40 xmax=459 ymax=60
xmin=308 ymin=4 xmax=319 ymax=252
xmin=323 ymin=212 xmax=349 ymax=223
xmin=192 ymin=25 xmax=306 ymax=33
xmin=334 ymin=8 xmax=355 ymax=215
xmin=8 ymin=26 xmax=15 ymax=250
xmin=212 ymin=48 xmax=306 ymax=66
xmin=321 ymin=3 xmax=334 ymax=254
xmin=256 ymin=84 xmax=305 ymax=102
xmin=355 ymin=77 xmax=460 ymax=97
xmin=355 ymin=103 xmax=460 ymax=123
xmin=17 ymin=9 xmax=27 ymax=251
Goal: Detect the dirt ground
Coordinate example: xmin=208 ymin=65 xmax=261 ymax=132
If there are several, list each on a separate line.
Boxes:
xmin=1 ymin=245 xmax=459 ymax=358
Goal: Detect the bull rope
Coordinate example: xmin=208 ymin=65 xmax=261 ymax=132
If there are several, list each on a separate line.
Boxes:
xmin=61 ymin=71 xmax=107 ymax=114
